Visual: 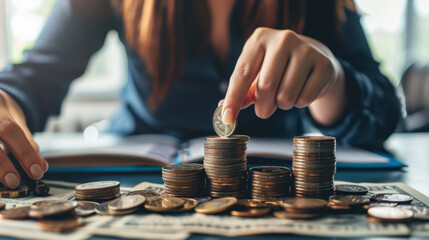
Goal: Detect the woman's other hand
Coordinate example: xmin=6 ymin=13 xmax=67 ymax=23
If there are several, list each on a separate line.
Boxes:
xmin=0 ymin=90 xmax=48 ymax=189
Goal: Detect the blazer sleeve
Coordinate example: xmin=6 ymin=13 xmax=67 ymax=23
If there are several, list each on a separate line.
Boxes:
xmin=302 ymin=8 xmax=402 ymax=149
xmin=0 ymin=0 xmax=114 ymax=132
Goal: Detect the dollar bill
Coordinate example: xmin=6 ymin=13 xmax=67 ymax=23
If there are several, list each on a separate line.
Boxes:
xmin=90 ymin=181 xmax=429 ymax=238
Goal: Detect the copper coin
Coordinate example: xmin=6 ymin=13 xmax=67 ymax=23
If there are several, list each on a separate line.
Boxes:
xmin=29 ymin=200 xmax=77 ymax=218
xmin=38 ymin=218 xmax=84 ymax=232
xmin=368 ymin=207 xmax=414 ymax=222
xmin=371 ymin=193 xmax=413 ymax=204
xmin=230 ymin=206 xmax=271 ymax=217
xmin=0 ymin=202 xmax=5 ymax=210
xmin=144 ymin=196 xmax=184 ymax=212
xmin=0 ymin=206 xmax=30 ymax=219
xmin=279 ymin=198 xmax=327 ymax=213
xmin=171 ymin=198 xmax=199 ymax=212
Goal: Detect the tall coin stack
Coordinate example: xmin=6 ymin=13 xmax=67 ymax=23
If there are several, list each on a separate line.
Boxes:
xmin=292 ymin=136 xmax=336 ymax=199
xmin=204 ymin=135 xmax=250 ymax=198
xmin=162 ymin=164 xmax=205 ymax=197
xmin=249 ymin=166 xmax=292 ymax=200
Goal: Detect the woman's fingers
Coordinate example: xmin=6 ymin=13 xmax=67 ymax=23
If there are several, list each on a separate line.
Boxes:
xmin=0 ymin=149 xmax=21 ymax=189
xmin=222 ymin=30 xmax=265 ymax=124
xmin=254 ymin=47 xmax=289 ymax=119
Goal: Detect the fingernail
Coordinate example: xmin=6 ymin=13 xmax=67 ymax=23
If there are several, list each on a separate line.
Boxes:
xmin=30 ymin=164 xmax=44 ymax=179
xmin=44 ymin=161 xmax=49 ymax=172
xmin=222 ymin=108 xmax=233 ymax=124
xmin=5 ymin=173 xmax=19 ymax=189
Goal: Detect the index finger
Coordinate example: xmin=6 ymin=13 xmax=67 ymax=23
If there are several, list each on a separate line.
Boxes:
xmin=222 ymin=47 xmax=264 ymax=124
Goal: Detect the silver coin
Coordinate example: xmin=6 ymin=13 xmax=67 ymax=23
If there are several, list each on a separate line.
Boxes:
xmin=108 ymin=195 xmax=146 ymax=211
xmin=213 ymin=105 xmax=236 ymax=137
xmin=371 ymin=193 xmax=413 ymax=203
xmin=75 ymin=181 xmax=120 ymax=191
xmin=76 ymin=201 xmax=100 ymax=216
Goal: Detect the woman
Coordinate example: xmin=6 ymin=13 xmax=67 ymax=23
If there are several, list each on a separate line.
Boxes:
xmin=0 ymin=0 xmax=401 ymax=189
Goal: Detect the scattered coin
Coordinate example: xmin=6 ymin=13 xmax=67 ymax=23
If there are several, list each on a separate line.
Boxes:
xmin=362 ymin=202 xmax=398 ymax=210
xmin=292 ymin=136 xmax=336 ymax=199
xmin=0 ymin=202 xmax=5 ymax=210
xmin=213 ymin=104 xmax=236 ymax=137
xmin=126 ymin=190 xmax=161 ymax=198
xmin=0 ymin=186 xmax=29 ymax=198
xmin=194 ymin=196 xmax=211 ymax=204
xmin=237 ymin=199 xmax=279 ymax=208
xmin=367 ymin=207 xmax=414 ymax=222
xmin=75 ymin=181 xmax=120 ymax=201
xmin=279 ymin=198 xmax=327 ymax=213
xmin=195 ymin=197 xmax=238 ymax=214
xmin=38 ymin=218 xmax=84 ymax=232
xmin=398 ymin=206 xmax=429 ymax=220
xmin=172 ymin=198 xmax=199 ymax=212
xmin=29 ymin=200 xmax=77 ymax=219
xmin=144 ymin=196 xmax=184 ymax=212
xmin=371 ymin=193 xmax=413 ymax=204
xmin=95 ymin=201 xmax=136 ymax=216
xmin=75 ymin=201 xmax=100 ymax=216
xmin=335 ymin=185 xmax=368 ymax=195
xmin=273 ymin=211 xmax=320 ymax=220
xmin=230 ymin=205 xmax=271 ymax=217
xmin=0 ymin=207 xmax=31 ymax=219
xmin=329 ymin=195 xmax=370 ymax=206
xmin=108 ymin=195 xmax=145 ymax=211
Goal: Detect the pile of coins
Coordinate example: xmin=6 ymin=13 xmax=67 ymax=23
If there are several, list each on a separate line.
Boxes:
xmin=204 ymin=135 xmax=249 ymax=198
xmin=162 ymin=164 xmax=205 ymax=197
xmin=328 ymin=195 xmax=370 ymax=211
xmin=75 ymin=181 xmax=120 ymax=201
xmin=0 ymin=185 xmax=29 ymax=198
xmin=292 ymin=136 xmax=336 ymax=199
xmin=249 ymin=166 xmax=291 ymax=200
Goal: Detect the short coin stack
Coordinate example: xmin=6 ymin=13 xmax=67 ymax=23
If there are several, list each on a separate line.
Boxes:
xmin=275 ymin=198 xmax=328 ymax=220
xmin=249 ymin=166 xmax=291 ymax=200
xmin=75 ymin=181 xmax=120 ymax=201
xmin=204 ymin=135 xmax=249 ymax=198
xmin=162 ymin=163 xmax=205 ymax=197
xmin=292 ymin=136 xmax=336 ymax=199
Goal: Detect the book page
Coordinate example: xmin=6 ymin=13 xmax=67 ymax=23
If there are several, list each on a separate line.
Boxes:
xmin=180 ymin=137 xmax=389 ymax=164
xmin=36 ymin=133 xmax=180 ymax=165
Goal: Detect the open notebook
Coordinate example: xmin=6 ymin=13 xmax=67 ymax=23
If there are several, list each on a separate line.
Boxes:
xmin=35 ymin=133 xmax=403 ymax=169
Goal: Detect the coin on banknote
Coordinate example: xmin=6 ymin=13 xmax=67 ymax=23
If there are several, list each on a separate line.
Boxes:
xmin=144 ymin=196 xmax=184 ymax=212
xmin=329 ymin=195 xmax=370 ymax=206
xmin=371 ymin=193 xmax=413 ymax=204
xmin=0 ymin=202 xmax=5 ymax=210
xmin=363 ymin=202 xmax=398 ymax=210
xmin=0 ymin=186 xmax=29 ymax=198
xmin=213 ymin=104 xmax=236 ymax=137
xmin=0 ymin=206 xmax=30 ymax=219
xmin=29 ymin=200 xmax=77 ymax=218
xmin=230 ymin=205 xmax=271 ymax=217
xmin=76 ymin=201 xmax=100 ymax=216
xmin=278 ymin=198 xmax=327 ymax=213
xmin=126 ymin=190 xmax=161 ymax=198
xmin=398 ymin=205 xmax=429 ymax=220
xmin=335 ymin=185 xmax=368 ymax=195
xmin=368 ymin=207 xmax=414 ymax=222
xmin=195 ymin=197 xmax=237 ymax=214
xmin=237 ymin=199 xmax=279 ymax=208
xmin=95 ymin=201 xmax=136 ymax=216
xmin=172 ymin=198 xmax=199 ymax=212
xmin=273 ymin=211 xmax=320 ymax=220
xmin=38 ymin=218 xmax=84 ymax=232
xmin=108 ymin=195 xmax=146 ymax=211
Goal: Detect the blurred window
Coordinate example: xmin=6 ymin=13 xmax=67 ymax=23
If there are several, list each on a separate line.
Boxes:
xmin=414 ymin=0 xmax=429 ymax=63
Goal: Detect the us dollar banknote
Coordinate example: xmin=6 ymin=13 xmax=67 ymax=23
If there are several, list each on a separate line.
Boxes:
xmin=90 ymin=181 xmax=429 ymax=238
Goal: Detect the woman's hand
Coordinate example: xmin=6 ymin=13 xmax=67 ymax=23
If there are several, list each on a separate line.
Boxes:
xmin=221 ymin=28 xmax=347 ymax=126
xmin=0 ymin=90 xmax=48 ymax=189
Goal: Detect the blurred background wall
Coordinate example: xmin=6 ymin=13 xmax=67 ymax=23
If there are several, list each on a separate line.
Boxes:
xmin=0 ymin=0 xmax=428 ymax=133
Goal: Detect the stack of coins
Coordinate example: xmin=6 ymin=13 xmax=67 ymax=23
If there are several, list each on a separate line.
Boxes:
xmin=75 ymin=181 xmax=120 ymax=201
xmin=162 ymin=163 xmax=205 ymax=197
xmin=327 ymin=195 xmax=370 ymax=211
xmin=249 ymin=166 xmax=291 ymax=200
xmin=292 ymin=136 xmax=336 ymax=199
xmin=204 ymin=135 xmax=249 ymax=198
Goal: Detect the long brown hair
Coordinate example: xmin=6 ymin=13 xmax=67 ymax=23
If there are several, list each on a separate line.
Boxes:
xmin=115 ymin=0 xmax=344 ymax=110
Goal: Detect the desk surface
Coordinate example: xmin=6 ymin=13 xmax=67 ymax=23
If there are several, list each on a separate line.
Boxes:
xmin=34 ymin=133 xmax=429 ymax=239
